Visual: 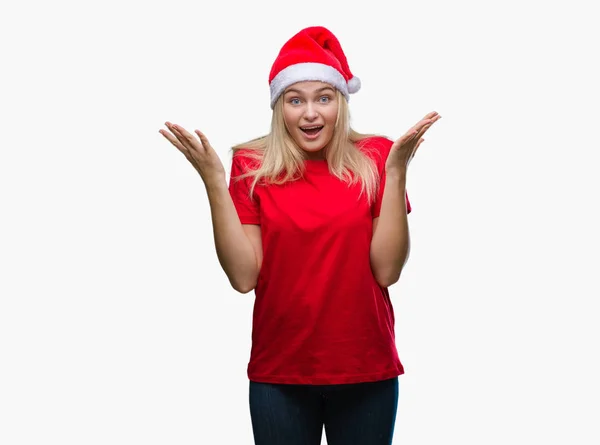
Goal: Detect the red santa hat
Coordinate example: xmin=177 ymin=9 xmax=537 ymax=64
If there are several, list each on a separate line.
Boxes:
xmin=268 ymin=26 xmax=361 ymax=109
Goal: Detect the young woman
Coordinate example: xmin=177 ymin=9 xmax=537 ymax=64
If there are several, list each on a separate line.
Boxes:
xmin=160 ymin=25 xmax=441 ymax=445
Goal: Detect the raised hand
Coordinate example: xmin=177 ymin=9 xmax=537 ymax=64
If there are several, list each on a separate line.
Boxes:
xmin=385 ymin=111 xmax=441 ymax=174
xmin=159 ymin=122 xmax=226 ymax=187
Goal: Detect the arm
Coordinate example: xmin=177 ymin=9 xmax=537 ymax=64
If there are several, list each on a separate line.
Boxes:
xmin=370 ymin=111 xmax=441 ymax=287
xmin=158 ymin=122 xmax=261 ymax=294
xmin=206 ymin=181 xmax=262 ymax=294
xmin=370 ymin=169 xmax=410 ymax=288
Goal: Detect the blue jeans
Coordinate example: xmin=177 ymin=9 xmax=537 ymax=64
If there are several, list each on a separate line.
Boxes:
xmin=249 ymin=377 xmax=399 ymax=445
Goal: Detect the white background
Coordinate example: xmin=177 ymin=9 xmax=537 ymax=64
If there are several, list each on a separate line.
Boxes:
xmin=1 ymin=0 xmax=599 ymax=444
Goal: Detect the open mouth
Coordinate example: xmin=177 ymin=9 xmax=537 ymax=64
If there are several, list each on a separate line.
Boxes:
xmin=300 ymin=125 xmax=324 ymax=136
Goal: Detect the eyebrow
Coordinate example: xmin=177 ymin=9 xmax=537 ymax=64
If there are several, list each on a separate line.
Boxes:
xmin=284 ymin=86 xmax=335 ymax=96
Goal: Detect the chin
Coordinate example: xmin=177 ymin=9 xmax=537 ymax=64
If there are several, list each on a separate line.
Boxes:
xmin=300 ymin=141 xmax=326 ymax=151
xmin=298 ymin=143 xmax=328 ymax=159
xmin=300 ymin=147 xmax=324 ymax=156
xmin=294 ymin=131 xmax=333 ymax=156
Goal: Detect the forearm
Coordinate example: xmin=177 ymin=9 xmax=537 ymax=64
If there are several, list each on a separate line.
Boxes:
xmin=205 ymin=180 xmax=259 ymax=293
xmin=370 ymin=169 xmax=411 ymax=287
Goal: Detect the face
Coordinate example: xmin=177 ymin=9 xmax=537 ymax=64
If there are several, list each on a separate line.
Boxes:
xmin=281 ymin=81 xmax=339 ymax=160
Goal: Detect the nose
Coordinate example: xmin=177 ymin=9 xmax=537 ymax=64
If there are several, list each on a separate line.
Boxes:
xmin=303 ymin=102 xmax=319 ymax=121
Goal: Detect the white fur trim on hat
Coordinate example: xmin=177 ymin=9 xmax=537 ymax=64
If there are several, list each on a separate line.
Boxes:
xmin=270 ymin=62 xmax=350 ymax=109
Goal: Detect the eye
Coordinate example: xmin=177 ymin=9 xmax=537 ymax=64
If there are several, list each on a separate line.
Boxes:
xmin=289 ymin=98 xmax=301 ymax=105
xmin=319 ymin=96 xmax=331 ymax=103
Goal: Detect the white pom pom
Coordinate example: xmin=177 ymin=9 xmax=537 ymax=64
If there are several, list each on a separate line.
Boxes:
xmin=347 ymin=76 xmax=361 ymax=94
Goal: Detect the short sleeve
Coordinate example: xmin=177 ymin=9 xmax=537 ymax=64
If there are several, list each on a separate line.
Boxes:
xmin=369 ymin=137 xmax=412 ymax=218
xmin=228 ymin=152 xmax=260 ymax=225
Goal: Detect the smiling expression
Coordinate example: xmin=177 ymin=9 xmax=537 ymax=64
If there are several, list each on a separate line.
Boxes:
xmin=282 ymin=81 xmax=339 ymax=160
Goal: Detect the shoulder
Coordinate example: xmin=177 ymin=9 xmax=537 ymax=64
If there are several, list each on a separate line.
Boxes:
xmin=231 ymin=148 xmax=262 ymax=171
xmin=232 ymin=147 xmax=256 ymax=161
xmin=355 ymin=135 xmax=394 ymax=166
xmin=358 ymin=134 xmax=393 ymax=147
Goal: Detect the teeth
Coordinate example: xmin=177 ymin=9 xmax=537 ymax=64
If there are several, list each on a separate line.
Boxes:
xmin=301 ymin=126 xmax=323 ymax=130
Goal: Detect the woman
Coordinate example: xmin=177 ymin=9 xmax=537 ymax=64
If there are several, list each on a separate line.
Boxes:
xmin=160 ymin=25 xmax=440 ymax=445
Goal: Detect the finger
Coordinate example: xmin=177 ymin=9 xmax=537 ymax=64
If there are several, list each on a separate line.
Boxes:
xmin=416 ymin=116 xmax=440 ymax=137
xmin=426 ymin=114 xmax=441 ymax=127
xmin=419 ymin=114 xmax=441 ymax=129
xmin=159 ymin=130 xmax=192 ymax=161
xmin=167 ymin=123 xmax=199 ymax=152
xmin=400 ymin=115 xmax=437 ymax=143
xmin=172 ymin=124 xmax=204 ymax=152
xmin=164 ymin=122 xmax=188 ymax=146
xmin=416 ymin=137 xmax=425 ymax=150
xmin=195 ymin=130 xmax=212 ymax=151
xmin=422 ymin=111 xmax=439 ymax=120
xmin=159 ymin=128 xmax=190 ymax=156
xmin=414 ymin=114 xmax=441 ymax=132
xmin=409 ymin=119 xmax=431 ymax=137
xmin=394 ymin=131 xmax=417 ymax=148
xmin=168 ymin=124 xmax=192 ymax=148
xmin=418 ymin=121 xmax=433 ymax=134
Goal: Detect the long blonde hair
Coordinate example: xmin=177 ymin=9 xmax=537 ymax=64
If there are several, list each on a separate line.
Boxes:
xmin=231 ymin=90 xmax=381 ymax=203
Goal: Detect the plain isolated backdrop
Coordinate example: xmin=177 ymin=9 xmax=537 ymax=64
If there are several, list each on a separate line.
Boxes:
xmin=1 ymin=0 xmax=599 ymax=444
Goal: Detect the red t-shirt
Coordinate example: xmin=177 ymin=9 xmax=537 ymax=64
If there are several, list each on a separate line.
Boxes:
xmin=228 ymin=136 xmax=411 ymax=385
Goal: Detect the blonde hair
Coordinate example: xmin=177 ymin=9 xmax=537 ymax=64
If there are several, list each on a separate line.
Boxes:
xmin=231 ymin=90 xmax=381 ymax=204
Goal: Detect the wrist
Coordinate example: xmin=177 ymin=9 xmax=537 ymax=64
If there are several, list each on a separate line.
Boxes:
xmin=203 ymin=174 xmax=227 ymax=193
xmin=385 ymin=167 xmax=407 ymax=182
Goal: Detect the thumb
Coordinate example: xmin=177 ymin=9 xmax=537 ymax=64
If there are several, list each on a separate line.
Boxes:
xmin=195 ymin=130 xmax=212 ymax=150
